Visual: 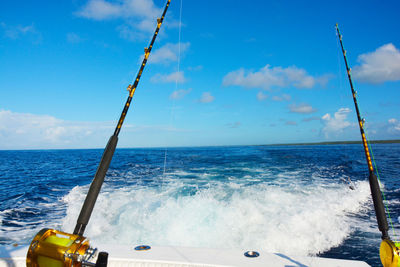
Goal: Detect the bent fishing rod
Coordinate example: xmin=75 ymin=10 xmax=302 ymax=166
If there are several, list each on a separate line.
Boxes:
xmin=26 ymin=1 xmax=171 ymax=266
xmin=336 ymin=24 xmax=399 ymax=267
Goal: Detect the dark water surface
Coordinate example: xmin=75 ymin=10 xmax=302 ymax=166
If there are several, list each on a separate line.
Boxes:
xmin=1 ymin=144 xmax=399 ymax=266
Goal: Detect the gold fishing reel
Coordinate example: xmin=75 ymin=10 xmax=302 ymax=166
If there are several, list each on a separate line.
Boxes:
xmin=26 ymin=228 xmax=100 ymax=267
xmin=380 ymin=239 xmax=400 ymax=267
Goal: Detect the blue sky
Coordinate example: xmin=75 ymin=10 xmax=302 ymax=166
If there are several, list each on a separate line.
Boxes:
xmin=1 ymin=0 xmax=399 ymax=149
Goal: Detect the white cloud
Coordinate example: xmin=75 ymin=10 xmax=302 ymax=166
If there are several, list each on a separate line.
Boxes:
xmin=198 ymin=92 xmax=214 ymax=103
xmin=285 ymin=121 xmax=297 ymax=126
xmin=0 ymin=110 xmax=193 ymax=149
xmin=226 ymin=122 xmax=241 ymax=128
xmin=321 ymin=108 xmax=351 ymax=138
xmin=188 ymin=65 xmax=203 ymax=71
xmin=388 ymin=118 xmax=400 ymax=133
xmin=118 ymin=17 xmax=160 ymax=39
xmin=257 ymin=91 xmax=268 ymax=101
xmin=0 ymin=110 xmax=113 ymax=149
xmin=302 ymin=116 xmax=320 ymax=122
xmin=145 ymin=42 xmax=190 ymax=65
xmin=117 ymin=23 xmax=146 ymax=41
xmin=1 ymin=22 xmax=41 ymax=42
xmin=67 ymin=32 xmax=83 ymax=43
xmin=289 ymin=103 xmax=317 ymax=114
xmin=76 ymin=0 xmax=160 ymax=21
xmin=353 ymin=43 xmax=400 ymax=84
xmin=272 ymin=94 xmax=291 ymax=102
xmin=151 ymin=71 xmax=185 ymax=83
xmin=135 ymin=17 xmax=157 ymax=32
xmin=170 ymin=88 xmax=192 ymax=100
xmin=76 ymin=0 xmax=123 ymax=20
xmin=1 ymin=23 xmax=33 ymax=39
xmin=76 ymin=0 xmax=163 ymax=39
xmin=222 ymin=64 xmax=329 ymax=90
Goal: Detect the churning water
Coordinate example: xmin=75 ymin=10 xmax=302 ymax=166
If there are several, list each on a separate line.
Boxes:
xmin=1 ymin=144 xmax=399 ymax=266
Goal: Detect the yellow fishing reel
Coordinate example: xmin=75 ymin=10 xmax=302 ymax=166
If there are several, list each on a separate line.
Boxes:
xmin=26 ymin=228 xmax=102 ymax=267
xmin=380 ymin=239 xmax=400 ymax=267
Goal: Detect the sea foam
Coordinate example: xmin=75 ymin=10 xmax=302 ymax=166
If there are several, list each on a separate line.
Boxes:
xmin=60 ymin=168 xmax=372 ymax=256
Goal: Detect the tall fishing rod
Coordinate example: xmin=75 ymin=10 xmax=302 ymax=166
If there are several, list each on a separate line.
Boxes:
xmin=335 ymin=23 xmax=388 ymax=240
xmin=336 ymin=24 xmax=400 ymax=267
xmin=73 ymin=0 xmax=171 ymax=237
xmin=27 ymin=2 xmax=171 ymax=266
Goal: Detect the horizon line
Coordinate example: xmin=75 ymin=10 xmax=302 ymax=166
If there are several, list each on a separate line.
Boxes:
xmin=1 ymin=139 xmax=399 ymax=151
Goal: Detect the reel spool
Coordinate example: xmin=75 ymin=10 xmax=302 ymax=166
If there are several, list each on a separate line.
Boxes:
xmin=380 ymin=239 xmax=400 ymax=267
xmin=26 ymin=228 xmax=98 ymax=267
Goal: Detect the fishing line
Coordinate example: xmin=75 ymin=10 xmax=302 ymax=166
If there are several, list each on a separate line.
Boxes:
xmin=335 ymin=27 xmax=346 ymax=104
xmin=335 ymin=26 xmax=355 ymax=190
xmin=163 ymin=0 xmax=183 ymax=176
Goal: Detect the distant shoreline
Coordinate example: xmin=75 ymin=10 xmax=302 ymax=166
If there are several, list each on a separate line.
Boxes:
xmin=263 ymin=140 xmax=400 ymax=146
xmin=1 ymin=140 xmax=399 ymax=151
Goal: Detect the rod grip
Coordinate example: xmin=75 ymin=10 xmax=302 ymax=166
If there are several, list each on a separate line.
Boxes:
xmin=73 ymin=134 xmax=118 ymax=236
xmin=369 ymin=171 xmax=389 ymax=239
xmin=96 ymin=251 xmax=109 ymax=267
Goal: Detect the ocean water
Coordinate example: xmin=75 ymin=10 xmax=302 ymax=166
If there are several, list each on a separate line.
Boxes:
xmin=1 ymin=144 xmax=399 ymax=266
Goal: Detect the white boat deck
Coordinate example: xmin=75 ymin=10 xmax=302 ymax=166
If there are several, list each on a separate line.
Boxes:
xmin=0 ymin=244 xmax=370 ymax=267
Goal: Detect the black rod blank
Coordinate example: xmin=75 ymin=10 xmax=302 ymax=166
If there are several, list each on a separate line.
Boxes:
xmin=73 ymin=0 xmax=171 ymax=236
xmin=73 ymin=135 xmax=118 ymax=236
xmin=336 ymin=24 xmax=389 ymax=240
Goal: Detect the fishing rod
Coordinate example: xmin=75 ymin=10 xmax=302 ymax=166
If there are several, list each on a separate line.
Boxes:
xmin=74 ymin=0 xmax=171 ymax=237
xmin=336 ymin=24 xmax=399 ymax=267
xmin=26 ymin=1 xmax=171 ymax=266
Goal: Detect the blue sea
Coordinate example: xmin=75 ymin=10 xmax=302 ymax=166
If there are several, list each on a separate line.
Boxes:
xmin=1 ymin=144 xmax=399 ymax=266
